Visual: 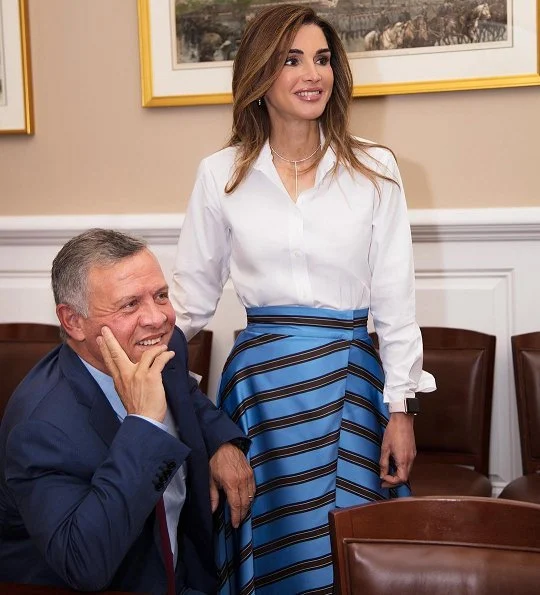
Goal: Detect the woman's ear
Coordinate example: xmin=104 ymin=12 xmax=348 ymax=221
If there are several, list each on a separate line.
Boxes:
xmin=56 ymin=304 xmax=85 ymax=342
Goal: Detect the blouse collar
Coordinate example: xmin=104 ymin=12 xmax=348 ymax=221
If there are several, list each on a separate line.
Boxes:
xmin=253 ymin=128 xmax=338 ymax=185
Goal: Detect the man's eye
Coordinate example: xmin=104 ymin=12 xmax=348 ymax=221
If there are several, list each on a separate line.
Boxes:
xmin=157 ymin=293 xmax=169 ymax=303
xmin=123 ymin=301 xmax=137 ymax=310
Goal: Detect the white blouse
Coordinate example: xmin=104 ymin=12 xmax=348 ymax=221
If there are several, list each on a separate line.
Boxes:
xmin=171 ymin=139 xmax=436 ymax=404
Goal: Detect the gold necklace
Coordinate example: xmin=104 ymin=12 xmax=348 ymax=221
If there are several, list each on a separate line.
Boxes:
xmin=270 ymin=144 xmax=321 ymax=200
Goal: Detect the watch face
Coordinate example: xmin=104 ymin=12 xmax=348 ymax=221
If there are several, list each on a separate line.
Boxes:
xmin=406 ymin=398 xmax=420 ymax=414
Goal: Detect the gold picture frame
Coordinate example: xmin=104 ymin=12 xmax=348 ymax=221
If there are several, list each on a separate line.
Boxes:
xmin=0 ymin=0 xmax=33 ymax=134
xmin=138 ymin=0 xmax=540 ymax=107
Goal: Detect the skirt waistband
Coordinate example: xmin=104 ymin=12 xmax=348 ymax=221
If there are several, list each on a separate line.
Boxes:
xmin=245 ymin=306 xmax=369 ymax=339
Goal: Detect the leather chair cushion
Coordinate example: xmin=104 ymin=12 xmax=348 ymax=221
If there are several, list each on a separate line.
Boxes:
xmin=411 ymin=462 xmax=492 ymax=497
xmin=499 ymin=474 xmax=540 ymax=504
xmin=345 ymin=540 xmax=540 ymax=594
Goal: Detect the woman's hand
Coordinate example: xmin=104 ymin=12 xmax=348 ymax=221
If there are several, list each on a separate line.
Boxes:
xmin=379 ymin=413 xmax=416 ymax=488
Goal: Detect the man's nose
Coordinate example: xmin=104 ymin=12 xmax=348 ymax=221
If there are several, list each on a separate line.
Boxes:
xmin=140 ymin=302 xmax=167 ymax=326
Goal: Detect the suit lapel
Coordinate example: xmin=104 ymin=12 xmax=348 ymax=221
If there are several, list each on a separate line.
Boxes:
xmin=162 ymin=361 xmax=202 ymax=452
xmin=58 ymin=344 xmax=121 ymax=446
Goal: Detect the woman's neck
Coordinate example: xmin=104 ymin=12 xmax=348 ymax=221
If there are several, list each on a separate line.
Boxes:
xmin=268 ymin=121 xmax=320 ymax=161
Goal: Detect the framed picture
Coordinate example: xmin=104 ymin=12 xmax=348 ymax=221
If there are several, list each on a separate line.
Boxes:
xmin=138 ymin=0 xmax=540 ymax=107
xmin=0 ymin=0 xmax=33 ymax=134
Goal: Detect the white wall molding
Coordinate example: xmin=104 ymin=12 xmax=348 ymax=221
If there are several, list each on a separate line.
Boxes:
xmin=2 ymin=207 xmax=540 ymax=245
xmin=0 ymin=214 xmax=185 ymax=245
xmin=410 ymin=207 xmax=540 ymax=242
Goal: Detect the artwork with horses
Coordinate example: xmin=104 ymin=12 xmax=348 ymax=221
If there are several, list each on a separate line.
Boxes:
xmin=172 ymin=0 xmax=510 ymax=67
xmin=139 ymin=1 xmax=536 ymax=105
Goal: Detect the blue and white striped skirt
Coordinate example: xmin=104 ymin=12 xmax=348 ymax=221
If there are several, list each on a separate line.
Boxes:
xmin=215 ymin=306 xmax=410 ymax=594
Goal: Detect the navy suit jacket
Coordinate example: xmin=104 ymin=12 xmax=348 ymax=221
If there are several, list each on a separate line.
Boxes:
xmin=0 ymin=327 xmax=246 ymax=594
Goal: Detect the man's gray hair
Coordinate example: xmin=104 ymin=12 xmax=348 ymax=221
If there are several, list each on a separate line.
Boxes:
xmin=52 ymin=228 xmax=147 ymax=317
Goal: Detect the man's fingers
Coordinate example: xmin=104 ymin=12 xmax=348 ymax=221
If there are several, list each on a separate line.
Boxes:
xmin=221 ymin=473 xmax=253 ymax=528
xmin=227 ymin=491 xmax=246 ymax=529
xmin=209 ymin=477 xmax=220 ymax=514
xmin=100 ymin=326 xmax=132 ymax=369
xmin=138 ymin=345 xmax=174 ymax=372
xmin=97 ymin=333 xmax=121 ymax=378
xmin=150 ymin=349 xmax=175 ymax=373
xmin=208 ymin=443 xmax=255 ymax=528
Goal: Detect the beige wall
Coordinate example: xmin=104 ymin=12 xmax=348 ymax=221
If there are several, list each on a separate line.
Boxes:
xmin=1 ymin=0 xmax=539 ymax=216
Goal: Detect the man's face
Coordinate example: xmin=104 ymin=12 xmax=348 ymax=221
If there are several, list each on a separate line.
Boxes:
xmin=72 ymin=249 xmax=175 ymax=374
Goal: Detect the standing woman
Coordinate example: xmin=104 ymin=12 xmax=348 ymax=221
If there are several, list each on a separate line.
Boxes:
xmin=172 ymin=4 xmax=435 ymax=594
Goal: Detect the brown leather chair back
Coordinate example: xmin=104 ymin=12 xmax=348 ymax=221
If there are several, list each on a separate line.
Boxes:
xmin=329 ymin=496 xmax=540 ymax=595
xmin=0 ymin=323 xmax=62 ymax=421
xmin=371 ymin=327 xmax=496 ymax=496
xmin=186 ymin=330 xmax=213 ymax=395
xmin=414 ymin=327 xmax=495 ymax=475
xmin=511 ymin=331 xmax=540 ymax=474
xmin=371 ymin=327 xmax=495 ymax=474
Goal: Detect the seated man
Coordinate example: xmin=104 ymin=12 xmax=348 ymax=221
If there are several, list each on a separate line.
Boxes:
xmin=0 ymin=229 xmax=255 ymax=594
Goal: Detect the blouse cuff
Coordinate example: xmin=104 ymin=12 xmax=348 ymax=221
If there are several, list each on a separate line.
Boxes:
xmin=383 ymin=370 xmax=437 ymax=403
xmin=416 ymin=370 xmax=437 ymax=393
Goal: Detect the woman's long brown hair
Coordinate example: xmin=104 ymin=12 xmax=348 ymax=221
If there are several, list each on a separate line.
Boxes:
xmin=225 ymin=3 xmax=396 ymax=194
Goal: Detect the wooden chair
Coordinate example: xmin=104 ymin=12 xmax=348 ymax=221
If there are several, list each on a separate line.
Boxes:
xmin=329 ymin=496 xmax=540 ymax=595
xmin=499 ymin=332 xmax=540 ymax=504
xmin=0 ymin=323 xmax=61 ymax=421
xmin=372 ymin=327 xmax=496 ymax=496
xmin=186 ymin=329 xmax=213 ymax=395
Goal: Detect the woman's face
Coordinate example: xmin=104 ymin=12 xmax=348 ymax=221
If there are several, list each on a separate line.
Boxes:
xmin=264 ymin=24 xmax=334 ymax=125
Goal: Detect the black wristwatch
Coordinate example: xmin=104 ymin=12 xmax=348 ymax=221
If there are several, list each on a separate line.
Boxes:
xmin=388 ymin=397 xmax=420 ymax=415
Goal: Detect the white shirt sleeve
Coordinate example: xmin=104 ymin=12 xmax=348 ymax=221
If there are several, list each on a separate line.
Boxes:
xmin=368 ymin=151 xmax=436 ymax=402
xmin=171 ymin=159 xmax=231 ymax=341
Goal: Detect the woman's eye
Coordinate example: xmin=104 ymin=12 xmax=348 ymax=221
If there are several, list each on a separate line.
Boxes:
xmin=316 ymin=55 xmax=330 ymax=65
xmin=285 ymin=56 xmax=299 ymax=66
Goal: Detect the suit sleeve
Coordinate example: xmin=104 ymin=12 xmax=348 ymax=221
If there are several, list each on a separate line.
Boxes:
xmin=174 ymin=327 xmax=249 ymax=457
xmin=5 ymin=416 xmax=188 ymax=591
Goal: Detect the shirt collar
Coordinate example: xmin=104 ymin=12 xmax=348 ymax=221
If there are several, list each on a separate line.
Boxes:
xmin=79 ymin=357 xmax=126 ymax=421
xmin=253 ymin=128 xmax=337 ymax=184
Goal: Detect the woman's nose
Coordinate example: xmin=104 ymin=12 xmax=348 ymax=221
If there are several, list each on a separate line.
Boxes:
xmin=302 ymin=63 xmax=322 ymax=82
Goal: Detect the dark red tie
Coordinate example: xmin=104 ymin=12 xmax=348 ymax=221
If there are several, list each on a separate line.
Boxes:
xmin=156 ymin=496 xmax=176 ymax=595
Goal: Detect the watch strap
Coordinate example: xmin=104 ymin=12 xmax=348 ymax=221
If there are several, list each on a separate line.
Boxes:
xmin=388 ymin=397 xmax=420 ymax=415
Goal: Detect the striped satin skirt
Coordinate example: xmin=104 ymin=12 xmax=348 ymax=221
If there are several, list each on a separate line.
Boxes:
xmin=215 ymin=306 xmax=410 ymax=595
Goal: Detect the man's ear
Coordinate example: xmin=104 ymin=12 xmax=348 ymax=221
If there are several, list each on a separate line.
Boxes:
xmin=56 ymin=304 xmax=85 ymax=342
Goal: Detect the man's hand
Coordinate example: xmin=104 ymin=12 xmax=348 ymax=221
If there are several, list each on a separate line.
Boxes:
xmin=209 ymin=443 xmax=255 ymax=528
xmin=380 ymin=413 xmax=416 ymax=488
xmin=97 ymin=326 xmax=174 ymax=422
